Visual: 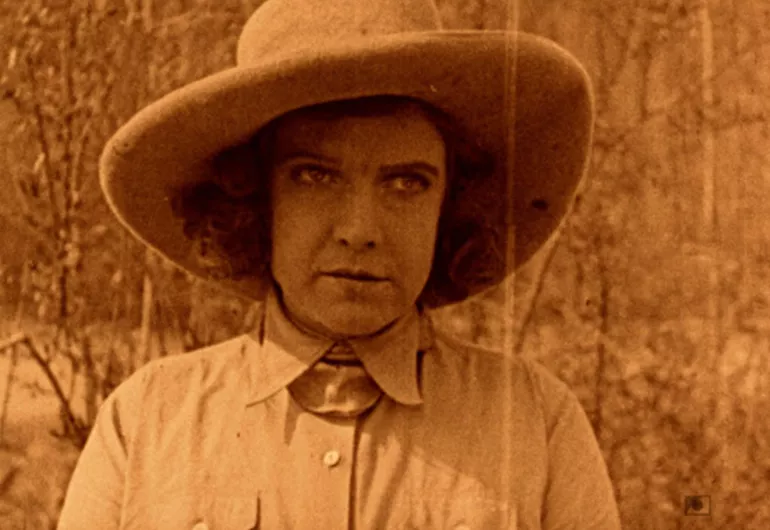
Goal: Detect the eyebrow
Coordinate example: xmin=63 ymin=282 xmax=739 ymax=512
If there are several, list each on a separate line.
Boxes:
xmin=274 ymin=150 xmax=341 ymax=166
xmin=274 ymin=152 xmax=440 ymax=177
xmin=379 ymin=162 xmax=440 ymax=177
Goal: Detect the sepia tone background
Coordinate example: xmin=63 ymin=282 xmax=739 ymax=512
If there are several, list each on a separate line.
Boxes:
xmin=0 ymin=0 xmax=768 ymax=528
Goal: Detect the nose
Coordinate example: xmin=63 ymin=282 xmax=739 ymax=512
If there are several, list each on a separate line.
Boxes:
xmin=332 ymin=186 xmax=382 ymax=250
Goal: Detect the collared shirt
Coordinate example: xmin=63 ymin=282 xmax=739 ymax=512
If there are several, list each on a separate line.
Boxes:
xmin=249 ymin=289 xmax=425 ymax=409
xmin=58 ymin=290 xmax=621 ymax=530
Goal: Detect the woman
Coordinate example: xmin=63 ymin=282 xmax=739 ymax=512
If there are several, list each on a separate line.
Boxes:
xmin=58 ymin=0 xmax=620 ymax=528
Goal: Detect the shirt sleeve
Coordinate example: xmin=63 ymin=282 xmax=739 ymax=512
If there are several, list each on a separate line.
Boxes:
xmin=540 ymin=380 xmax=622 ymax=530
xmin=57 ymin=365 xmax=149 ymax=530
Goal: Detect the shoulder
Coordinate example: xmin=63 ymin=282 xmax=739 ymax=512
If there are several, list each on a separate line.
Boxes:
xmin=428 ymin=325 xmax=577 ymax=430
xmin=133 ymin=335 xmax=247 ymax=385
xmin=106 ymin=335 xmax=252 ymax=419
xmin=141 ymin=335 xmax=249 ymax=383
xmin=430 ymin=326 xmax=571 ymax=394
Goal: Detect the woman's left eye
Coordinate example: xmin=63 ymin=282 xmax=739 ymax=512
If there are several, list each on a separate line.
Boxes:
xmin=385 ymin=175 xmax=430 ymax=193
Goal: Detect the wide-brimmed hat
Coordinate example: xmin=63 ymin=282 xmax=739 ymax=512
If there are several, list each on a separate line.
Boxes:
xmin=100 ymin=0 xmax=594 ymax=306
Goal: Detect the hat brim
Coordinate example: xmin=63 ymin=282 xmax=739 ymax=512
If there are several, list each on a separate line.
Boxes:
xmin=101 ymin=31 xmax=594 ymax=304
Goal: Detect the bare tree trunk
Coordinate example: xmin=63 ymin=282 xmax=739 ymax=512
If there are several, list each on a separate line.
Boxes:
xmin=701 ymin=6 xmax=716 ymax=234
xmin=513 ymin=239 xmax=561 ymax=355
xmin=141 ymin=0 xmax=154 ymax=32
xmin=699 ymin=0 xmax=727 ymax=494
xmin=137 ymin=261 xmax=154 ymax=367
xmin=80 ymin=334 xmax=100 ymax=426
xmin=0 ymin=346 xmax=19 ymax=446
xmin=153 ymin=299 xmax=171 ymax=358
xmin=0 ymin=260 xmax=29 ymax=445
xmin=594 ymin=246 xmax=610 ymax=441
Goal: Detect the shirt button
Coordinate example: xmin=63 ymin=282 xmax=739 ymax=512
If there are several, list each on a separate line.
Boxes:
xmin=192 ymin=522 xmax=208 ymax=530
xmin=322 ymin=449 xmax=341 ymax=468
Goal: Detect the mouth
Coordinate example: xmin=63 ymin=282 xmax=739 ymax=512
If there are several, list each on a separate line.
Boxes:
xmin=323 ymin=269 xmax=388 ymax=282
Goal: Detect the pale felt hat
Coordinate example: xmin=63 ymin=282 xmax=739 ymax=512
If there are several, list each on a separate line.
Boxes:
xmin=100 ymin=0 xmax=595 ymax=305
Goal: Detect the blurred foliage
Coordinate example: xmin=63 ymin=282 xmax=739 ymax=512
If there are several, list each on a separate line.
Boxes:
xmin=0 ymin=0 xmax=768 ymax=528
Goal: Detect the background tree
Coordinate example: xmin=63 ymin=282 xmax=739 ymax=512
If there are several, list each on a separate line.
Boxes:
xmin=439 ymin=0 xmax=770 ymax=527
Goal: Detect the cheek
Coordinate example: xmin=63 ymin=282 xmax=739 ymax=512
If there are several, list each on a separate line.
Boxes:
xmin=394 ymin=203 xmax=442 ymax=271
xmin=270 ymin=197 xmax=314 ymax=275
xmin=271 ymin=191 xmax=334 ymax=274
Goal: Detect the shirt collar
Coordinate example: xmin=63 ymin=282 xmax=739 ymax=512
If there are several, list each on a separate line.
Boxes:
xmin=245 ymin=286 xmax=431 ymax=406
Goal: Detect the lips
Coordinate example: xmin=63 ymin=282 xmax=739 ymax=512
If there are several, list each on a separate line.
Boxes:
xmin=323 ymin=269 xmax=388 ymax=282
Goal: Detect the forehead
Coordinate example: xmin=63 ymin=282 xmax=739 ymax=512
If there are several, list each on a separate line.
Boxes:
xmin=269 ymin=101 xmax=446 ymax=161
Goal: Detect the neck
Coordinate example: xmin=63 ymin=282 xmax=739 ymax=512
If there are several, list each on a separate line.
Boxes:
xmin=273 ymin=287 xmax=399 ymax=342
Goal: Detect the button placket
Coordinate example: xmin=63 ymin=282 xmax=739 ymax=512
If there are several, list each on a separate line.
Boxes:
xmin=305 ymin=417 xmax=357 ymax=528
xmin=257 ymin=396 xmax=359 ymax=529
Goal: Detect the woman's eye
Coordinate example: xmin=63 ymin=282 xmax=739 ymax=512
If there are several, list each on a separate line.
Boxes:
xmin=292 ymin=166 xmax=337 ymax=185
xmin=385 ymin=174 xmax=431 ymax=193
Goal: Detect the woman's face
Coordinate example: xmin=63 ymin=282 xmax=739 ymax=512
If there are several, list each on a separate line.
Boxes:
xmin=269 ymin=103 xmax=447 ymax=338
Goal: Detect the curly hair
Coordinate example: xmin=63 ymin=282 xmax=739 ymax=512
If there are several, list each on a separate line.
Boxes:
xmin=170 ymin=96 xmax=506 ymax=307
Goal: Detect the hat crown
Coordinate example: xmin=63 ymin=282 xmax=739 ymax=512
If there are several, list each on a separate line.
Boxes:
xmin=237 ymin=0 xmax=443 ymax=65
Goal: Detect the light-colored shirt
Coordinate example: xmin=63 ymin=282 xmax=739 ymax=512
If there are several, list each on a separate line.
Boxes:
xmin=58 ymin=290 xmax=621 ymax=529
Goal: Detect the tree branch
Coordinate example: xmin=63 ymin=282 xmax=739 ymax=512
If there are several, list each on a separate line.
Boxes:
xmin=592 ymin=34 xmax=770 ymax=170
xmin=0 ymin=333 xmax=87 ymax=446
xmin=0 ymin=333 xmax=27 ymax=353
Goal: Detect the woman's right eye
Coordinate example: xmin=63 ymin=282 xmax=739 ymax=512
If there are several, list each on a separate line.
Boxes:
xmin=291 ymin=165 xmax=337 ymax=186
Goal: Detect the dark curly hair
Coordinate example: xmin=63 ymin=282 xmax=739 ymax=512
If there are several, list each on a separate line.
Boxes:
xmin=170 ymin=96 xmax=506 ymax=307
